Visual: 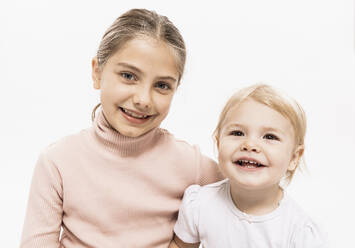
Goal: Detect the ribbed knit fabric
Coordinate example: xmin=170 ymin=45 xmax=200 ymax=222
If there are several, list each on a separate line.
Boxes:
xmin=20 ymin=110 xmax=222 ymax=248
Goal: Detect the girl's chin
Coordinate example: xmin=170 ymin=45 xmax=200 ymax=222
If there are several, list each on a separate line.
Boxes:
xmin=115 ymin=127 xmax=149 ymax=137
xmin=114 ymin=122 xmax=160 ymax=137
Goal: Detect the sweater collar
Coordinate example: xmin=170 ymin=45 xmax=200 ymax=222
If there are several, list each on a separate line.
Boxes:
xmin=93 ymin=109 xmax=164 ymax=157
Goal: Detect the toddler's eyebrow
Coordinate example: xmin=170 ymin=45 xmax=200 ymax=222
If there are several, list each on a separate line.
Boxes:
xmin=260 ymin=126 xmax=286 ymax=135
xmin=224 ymin=123 xmax=286 ymax=135
xmin=224 ymin=123 xmax=245 ymax=130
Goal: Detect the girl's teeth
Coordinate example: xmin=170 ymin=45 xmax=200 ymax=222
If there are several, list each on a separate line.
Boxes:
xmin=122 ymin=108 xmax=148 ymax=119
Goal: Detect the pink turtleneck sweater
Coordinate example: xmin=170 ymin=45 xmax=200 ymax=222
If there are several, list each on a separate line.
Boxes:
xmin=20 ymin=110 xmax=222 ymax=248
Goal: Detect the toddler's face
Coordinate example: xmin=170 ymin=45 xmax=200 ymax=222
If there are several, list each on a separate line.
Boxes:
xmin=217 ymin=99 xmax=300 ymax=190
xmin=92 ymin=37 xmax=179 ymax=137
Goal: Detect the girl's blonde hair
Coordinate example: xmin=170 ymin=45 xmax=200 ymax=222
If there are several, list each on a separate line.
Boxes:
xmin=213 ymin=84 xmax=307 ymax=184
xmin=92 ymin=9 xmax=186 ymax=120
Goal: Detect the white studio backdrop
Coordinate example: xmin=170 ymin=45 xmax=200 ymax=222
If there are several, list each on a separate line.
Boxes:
xmin=1 ymin=0 xmax=354 ymax=246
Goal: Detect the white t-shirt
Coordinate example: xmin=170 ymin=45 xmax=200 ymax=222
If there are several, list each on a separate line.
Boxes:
xmin=174 ymin=179 xmax=327 ymax=248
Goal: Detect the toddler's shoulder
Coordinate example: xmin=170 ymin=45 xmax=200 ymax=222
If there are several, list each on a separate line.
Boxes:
xmin=183 ymin=179 xmax=229 ymax=202
xmin=200 ymin=179 xmax=229 ymax=191
xmin=282 ymin=194 xmax=328 ymax=247
xmin=283 ymin=194 xmax=316 ymax=222
xmin=180 ymin=180 xmax=228 ymax=210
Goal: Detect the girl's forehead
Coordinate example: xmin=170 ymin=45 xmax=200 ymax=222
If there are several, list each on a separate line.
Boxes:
xmin=112 ymin=37 xmax=174 ymax=60
xmin=106 ymin=37 xmax=180 ymax=79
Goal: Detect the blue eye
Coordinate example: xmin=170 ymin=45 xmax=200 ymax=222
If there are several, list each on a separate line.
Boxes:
xmin=230 ymin=130 xmax=244 ymax=136
xmin=155 ymin=82 xmax=171 ymax=91
xmin=263 ymin=133 xmax=279 ymax=140
xmin=121 ymin=72 xmax=135 ymax=81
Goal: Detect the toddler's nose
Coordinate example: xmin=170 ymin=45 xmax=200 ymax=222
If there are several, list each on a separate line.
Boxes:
xmin=240 ymin=141 xmax=260 ymax=153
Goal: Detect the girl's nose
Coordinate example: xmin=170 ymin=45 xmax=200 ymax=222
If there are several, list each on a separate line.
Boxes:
xmin=133 ymin=86 xmax=152 ymax=111
xmin=240 ymin=140 xmax=261 ymax=153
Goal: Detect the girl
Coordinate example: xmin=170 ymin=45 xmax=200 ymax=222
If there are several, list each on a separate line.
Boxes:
xmin=20 ymin=9 xmax=222 ymax=248
xmin=170 ymin=84 xmax=327 ymax=247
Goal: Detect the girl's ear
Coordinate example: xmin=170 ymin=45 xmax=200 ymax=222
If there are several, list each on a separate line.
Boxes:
xmin=288 ymin=145 xmax=304 ymax=171
xmin=215 ymin=135 xmax=220 ymax=149
xmin=92 ymin=57 xmax=102 ymax=89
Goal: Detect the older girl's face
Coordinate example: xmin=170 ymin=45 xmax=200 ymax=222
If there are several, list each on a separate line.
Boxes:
xmin=92 ymin=37 xmax=179 ymax=137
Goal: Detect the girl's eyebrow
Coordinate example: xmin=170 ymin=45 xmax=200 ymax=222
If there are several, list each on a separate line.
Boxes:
xmin=116 ymin=62 xmax=142 ymax=74
xmin=116 ymin=62 xmax=177 ymax=82
xmin=156 ymin=76 xmax=178 ymax=83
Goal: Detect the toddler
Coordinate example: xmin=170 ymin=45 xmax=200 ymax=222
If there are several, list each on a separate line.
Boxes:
xmin=170 ymin=84 xmax=327 ymax=247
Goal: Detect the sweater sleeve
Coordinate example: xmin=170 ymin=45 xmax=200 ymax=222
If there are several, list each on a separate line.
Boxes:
xmin=194 ymin=145 xmax=223 ymax=185
xmin=20 ymin=151 xmax=63 ymax=248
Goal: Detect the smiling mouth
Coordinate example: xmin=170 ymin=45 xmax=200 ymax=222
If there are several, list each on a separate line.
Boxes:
xmin=120 ymin=107 xmax=151 ymax=120
xmin=234 ymin=159 xmax=266 ymax=169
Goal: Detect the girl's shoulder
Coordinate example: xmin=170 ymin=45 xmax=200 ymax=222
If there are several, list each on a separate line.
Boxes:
xmin=30 ymin=129 xmax=89 ymax=180
xmin=38 ymin=128 xmax=89 ymax=166
xmin=44 ymin=129 xmax=87 ymax=153
xmin=158 ymin=128 xmax=200 ymax=151
xmin=158 ymin=128 xmax=215 ymax=162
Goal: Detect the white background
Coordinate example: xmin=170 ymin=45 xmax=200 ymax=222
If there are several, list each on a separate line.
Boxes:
xmin=1 ymin=0 xmax=354 ymax=247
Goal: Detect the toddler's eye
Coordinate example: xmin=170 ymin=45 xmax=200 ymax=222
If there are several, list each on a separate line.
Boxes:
xmin=229 ymin=130 xmax=244 ymax=136
xmin=155 ymin=82 xmax=171 ymax=91
xmin=263 ymin=133 xmax=279 ymax=140
xmin=121 ymin=72 xmax=136 ymax=81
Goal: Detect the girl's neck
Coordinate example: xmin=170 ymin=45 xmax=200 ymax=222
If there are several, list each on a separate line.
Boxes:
xmin=230 ymin=182 xmax=284 ymax=216
xmin=93 ymin=109 xmax=163 ymax=157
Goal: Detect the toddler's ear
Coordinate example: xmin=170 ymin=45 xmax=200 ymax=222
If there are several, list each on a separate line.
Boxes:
xmin=92 ymin=57 xmax=102 ymax=89
xmin=288 ymin=145 xmax=304 ymax=171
